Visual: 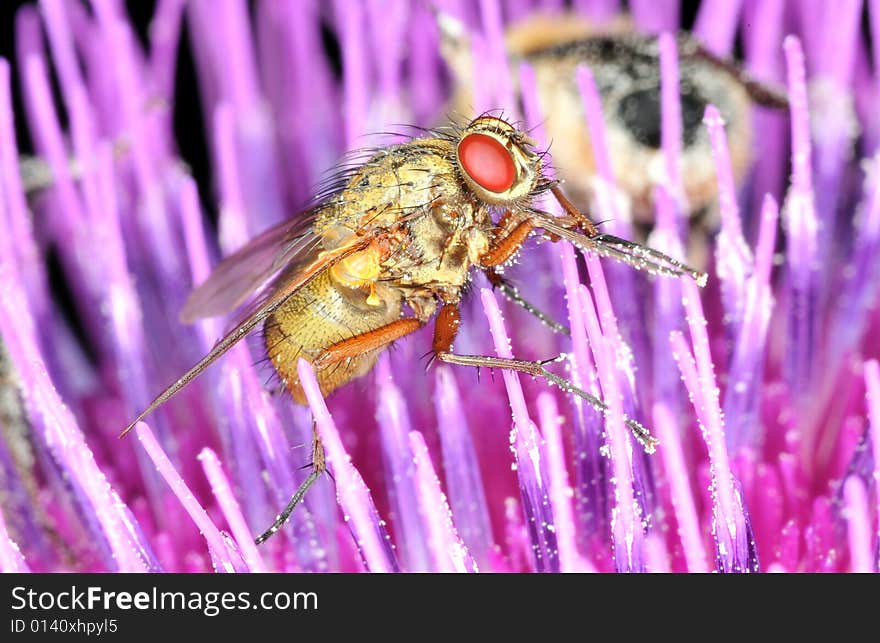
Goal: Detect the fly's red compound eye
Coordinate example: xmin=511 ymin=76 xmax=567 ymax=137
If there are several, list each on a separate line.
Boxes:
xmin=458 ymin=133 xmax=516 ymax=193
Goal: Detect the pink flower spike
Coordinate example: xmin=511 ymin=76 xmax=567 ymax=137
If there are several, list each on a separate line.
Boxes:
xmin=722 ymin=195 xmax=778 ymax=450
xmin=559 ymin=230 xmax=595 ymax=391
xmin=644 ymin=532 xmax=671 ymax=573
xmin=22 ymin=54 xmax=86 ymax=237
xmin=479 ymin=288 xmax=530 ymax=429
xmin=480 ymin=288 xmax=560 ymax=572
xmin=296 ymin=359 xmax=399 ymax=573
xmin=408 ymin=431 xmax=478 ymax=573
xmin=519 ymin=62 xmax=548 ymax=145
xmin=630 ymin=0 xmax=680 ymax=34
xmin=652 ymin=401 xmax=711 ymax=573
xmin=669 ymin=330 xmax=708 ymax=430
xmin=578 ymin=282 xmax=643 ymax=572
xmin=0 ymin=507 xmax=30 ymax=573
xmin=582 ymin=254 xmax=636 ymax=400
xmin=337 ymin=0 xmax=369 ymax=149
xmin=783 ymin=35 xmax=819 ymax=401
xmin=198 ymin=448 xmax=268 ymax=573
xmin=680 ymin=279 xmax=756 ymax=572
xmin=432 ymin=367 xmax=494 ymax=568
xmin=575 ymin=65 xmax=613 ymax=183
xmin=865 ymin=359 xmax=880 ymax=572
xmin=0 ymin=258 xmax=154 ymax=572
xmin=40 ymin=0 xmax=86 ymax=108
xmin=478 ymin=0 xmax=514 ymax=109
xmin=659 ymin=32 xmax=683 ymax=201
xmin=0 ymin=59 xmax=43 ymax=300
xmin=704 ymin=104 xmax=753 ymax=331
xmin=537 ymin=392 xmax=595 ymax=572
xmin=148 ymin=0 xmax=187 ymax=101
xmin=754 ymin=194 xmax=780 ymax=291
xmin=214 ymin=101 xmax=251 ymax=254
xmin=842 ymin=476 xmax=873 ymax=573
xmin=135 ymin=422 xmax=244 ymax=573
xmin=693 ymin=0 xmax=743 ymax=55
xmin=572 ymin=0 xmax=619 ymax=23
xmin=375 ymin=356 xmax=432 ymax=571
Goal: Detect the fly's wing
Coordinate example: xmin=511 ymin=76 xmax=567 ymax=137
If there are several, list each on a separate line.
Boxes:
xmin=121 ymin=230 xmax=372 ymax=436
xmin=180 ymin=212 xmax=323 ymax=323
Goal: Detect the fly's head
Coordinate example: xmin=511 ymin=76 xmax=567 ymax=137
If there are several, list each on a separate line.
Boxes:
xmin=454 ymin=116 xmax=546 ymax=210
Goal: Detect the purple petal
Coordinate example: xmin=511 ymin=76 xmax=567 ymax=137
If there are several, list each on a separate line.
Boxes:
xmin=651 ymin=402 xmax=710 ymax=572
xmin=704 ymin=104 xmax=753 ymax=334
xmin=409 ymin=431 xmax=478 ymax=572
xmin=0 ymin=507 xmax=30 ymax=573
xmin=630 ymin=0 xmax=680 ymax=33
xmin=676 ymin=280 xmax=757 ymax=572
xmin=480 ymin=289 xmax=560 ymax=573
xmin=578 ymin=279 xmax=646 ymax=572
xmin=375 ymin=356 xmax=433 ymax=571
xmin=433 ymin=366 xmax=495 ymax=568
xmin=537 ymin=391 xmax=596 ymax=572
xmin=136 ymin=422 xmax=246 ymax=572
xmin=782 ymin=36 xmax=820 ymax=401
xmin=865 ymin=359 xmax=880 ymax=572
xmin=693 ymin=0 xmax=743 ymax=55
xmin=198 ymin=447 xmax=268 ymax=572
xmin=297 ymin=359 xmax=399 ymax=573
xmin=842 ymin=475 xmax=873 ymax=572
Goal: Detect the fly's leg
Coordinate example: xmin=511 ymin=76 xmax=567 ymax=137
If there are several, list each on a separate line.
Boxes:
xmin=529 ymin=185 xmax=708 ymax=285
xmin=313 ymin=318 xmax=423 ymax=367
xmin=255 ymin=419 xmax=326 ymax=545
xmin=484 ymin=268 xmax=570 ymax=336
xmin=480 ymin=216 xmax=535 ymax=268
xmin=549 ymin=185 xmax=599 ymax=235
xmin=256 ymin=318 xmax=423 ymax=544
xmin=430 ymin=303 xmax=658 ymax=454
xmin=439 ymin=352 xmax=659 ymax=454
xmin=480 ymin=213 xmax=570 ymax=336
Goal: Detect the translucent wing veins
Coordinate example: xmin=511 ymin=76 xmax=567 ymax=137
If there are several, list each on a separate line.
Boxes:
xmin=120 ymin=236 xmax=371 ymax=436
xmin=180 ymin=211 xmax=322 ymax=323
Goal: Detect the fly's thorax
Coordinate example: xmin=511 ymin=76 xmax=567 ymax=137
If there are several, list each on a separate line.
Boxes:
xmin=380 ymin=197 xmax=491 ymax=298
xmin=315 ymin=141 xmax=462 ymax=237
xmin=308 ymin=139 xmax=493 ymax=319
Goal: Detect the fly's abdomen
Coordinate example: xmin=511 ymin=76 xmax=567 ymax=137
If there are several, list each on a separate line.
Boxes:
xmin=264 ymin=270 xmax=401 ymax=404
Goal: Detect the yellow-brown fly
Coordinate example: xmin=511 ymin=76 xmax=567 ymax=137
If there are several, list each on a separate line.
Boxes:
xmin=121 ymin=115 xmax=706 ymax=543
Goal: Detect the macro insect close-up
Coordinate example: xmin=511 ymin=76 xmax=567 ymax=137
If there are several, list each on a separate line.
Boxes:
xmin=122 ymin=113 xmax=704 ymax=544
xmin=1 ymin=0 xmax=879 ymax=577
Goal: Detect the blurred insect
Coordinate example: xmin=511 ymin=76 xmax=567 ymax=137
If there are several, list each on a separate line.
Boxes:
xmin=121 ymin=115 xmax=706 ymax=544
xmin=440 ymin=13 xmax=788 ymax=225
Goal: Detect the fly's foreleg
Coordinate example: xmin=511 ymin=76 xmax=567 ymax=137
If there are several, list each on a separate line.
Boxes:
xmin=480 ymin=214 xmax=570 ymax=335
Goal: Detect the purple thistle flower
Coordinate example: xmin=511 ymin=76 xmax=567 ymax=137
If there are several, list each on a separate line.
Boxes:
xmin=0 ymin=0 xmax=878 ymax=574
